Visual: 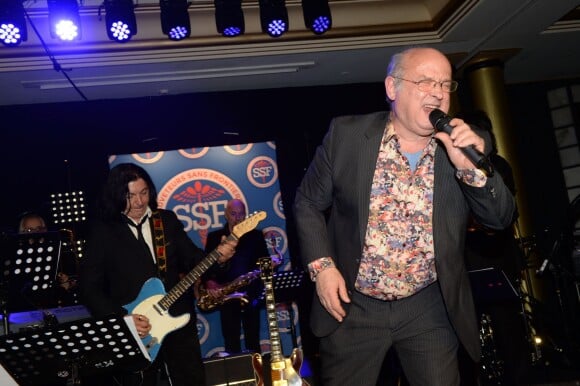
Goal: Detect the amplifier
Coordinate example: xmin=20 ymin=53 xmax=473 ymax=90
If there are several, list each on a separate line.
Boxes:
xmin=204 ymin=353 xmax=256 ymax=386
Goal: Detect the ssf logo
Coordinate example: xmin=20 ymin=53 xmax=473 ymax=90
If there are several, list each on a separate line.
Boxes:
xmin=156 ymin=168 xmax=246 ymax=246
xmin=263 ymin=226 xmax=287 ymax=256
xmin=247 ymin=156 xmax=278 ymax=188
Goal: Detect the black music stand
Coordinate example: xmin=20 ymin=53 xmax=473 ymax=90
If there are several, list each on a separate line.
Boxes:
xmin=468 ymin=267 xmax=519 ymax=304
xmin=2 ymin=232 xmax=62 ymax=312
xmin=0 ymin=314 xmax=150 ymax=386
xmin=270 ymin=270 xmax=305 ymax=304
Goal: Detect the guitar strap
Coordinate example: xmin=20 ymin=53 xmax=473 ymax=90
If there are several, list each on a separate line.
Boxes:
xmin=151 ymin=210 xmax=167 ymax=283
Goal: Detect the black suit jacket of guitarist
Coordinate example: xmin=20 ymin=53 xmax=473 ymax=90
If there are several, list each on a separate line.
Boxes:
xmin=80 ymin=209 xmax=205 ymax=318
xmin=293 ymin=111 xmax=517 ymax=361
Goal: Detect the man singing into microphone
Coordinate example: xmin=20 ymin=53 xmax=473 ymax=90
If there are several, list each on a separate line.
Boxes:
xmin=293 ymin=46 xmax=516 ymax=386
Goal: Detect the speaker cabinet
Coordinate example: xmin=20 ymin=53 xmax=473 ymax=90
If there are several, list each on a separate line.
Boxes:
xmin=204 ymin=353 xmax=256 ymax=386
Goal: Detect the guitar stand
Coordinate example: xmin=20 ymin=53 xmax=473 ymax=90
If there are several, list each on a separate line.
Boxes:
xmin=0 ymin=314 xmax=150 ymax=386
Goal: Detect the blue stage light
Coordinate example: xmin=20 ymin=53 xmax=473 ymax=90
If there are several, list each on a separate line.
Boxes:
xmin=160 ymin=0 xmax=190 ymax=41
xmin=104 ymin=0 xmax=137 ymax=42
xmin=214 ymin=0 xmax=244 ymax=37
xmin=302 ymin=0 xmax=331 ymax=35
xmin=0 ymin=0 xmax=27 ymax=46
xmin=48 ymin=0 xmax=81 ymax=41
xmin=259 ymin=0 xmax=288 ymax=38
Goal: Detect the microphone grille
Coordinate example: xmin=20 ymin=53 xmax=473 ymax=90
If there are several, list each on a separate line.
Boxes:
xmin=428 ymin=108 xmax=447 ymax=127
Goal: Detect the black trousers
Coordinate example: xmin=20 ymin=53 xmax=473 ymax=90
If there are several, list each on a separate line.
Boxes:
xmin=220 ymin=300 xmax=261 ymax=354
xmin=319 ymin=283 xmax=460 ymax=386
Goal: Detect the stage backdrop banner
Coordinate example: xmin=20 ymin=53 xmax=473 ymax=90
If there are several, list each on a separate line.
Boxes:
xmin=109 ymin=142 xmax=301 ymax=358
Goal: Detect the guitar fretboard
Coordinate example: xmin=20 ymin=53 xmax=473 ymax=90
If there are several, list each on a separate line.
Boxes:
xmin=261 ymin=258 xmax=284 ymax=363
xmin=158 ymin=233 xmax=238 ymax=311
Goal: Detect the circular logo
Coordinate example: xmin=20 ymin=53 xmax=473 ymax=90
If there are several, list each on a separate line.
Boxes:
xmin=247 ymin=156 xmax=278 ymax=188
xmin=205 ymin=346 xmax=228 ymax=359
xmin=224 ymin=143 xmax=253 ymax=155
xmin=263 ymin=226 xmax=287 ymax=256
xmin=273 ymin=191 xmax=285 ymax=219
xmin=267 ymin=141 xmax=276 ymax=149
xmin=132 ymin=152 xmax=164 ymax=164
xmin=178 ymin=147 xmax=210 ymax=159
xmin=196 ymin=313 xmax=210 ymax=345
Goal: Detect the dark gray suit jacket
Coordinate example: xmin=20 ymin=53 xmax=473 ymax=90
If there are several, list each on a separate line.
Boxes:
xmin=293 ymin=111 xmax=516 ymax=361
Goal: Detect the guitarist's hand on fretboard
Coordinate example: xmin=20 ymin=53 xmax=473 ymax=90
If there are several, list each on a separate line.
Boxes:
xmin=132 ymin=313 xmax=152 ymax=338
xmin=216 ymin=236 xmax=238 ymax=263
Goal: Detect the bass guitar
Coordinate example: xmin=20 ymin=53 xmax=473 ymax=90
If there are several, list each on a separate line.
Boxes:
xmin=252 ymin=257 xmax=309 ymax=386
xmin=123 ymin=211 xmax=267 ymax=362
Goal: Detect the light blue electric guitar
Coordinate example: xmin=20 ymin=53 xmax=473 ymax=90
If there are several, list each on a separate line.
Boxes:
xmin=123 ymin=211 xmax=267 ymax=362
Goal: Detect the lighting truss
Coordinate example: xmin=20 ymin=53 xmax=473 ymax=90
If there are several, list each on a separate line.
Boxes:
xmin=259 ymin=0 xmax=288 ymax=38
xmin=47 ymin=0 xmax=82 ymax=41
xmin=302 ymin=0 xmax=331 ymax=35
xmin=0 ymin=0 xmax=27 ymax=46
xmin=160 ymin=0 xmax=190 ymax=41
xmin=214 ymin=0 xmax=244 ymax=37
xmin=104 ymin=0 xmax=137 ymax=42
xmin=50 ymin=191 xmax=87 ymax=226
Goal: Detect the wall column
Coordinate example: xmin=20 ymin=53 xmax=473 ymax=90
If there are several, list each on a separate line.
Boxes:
xmin=464 ymin=58 xmax=546 ymax=304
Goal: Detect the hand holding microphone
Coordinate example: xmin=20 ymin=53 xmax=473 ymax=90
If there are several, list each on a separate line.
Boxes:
xmin=429 ymin=108 xmax=494 ymax=176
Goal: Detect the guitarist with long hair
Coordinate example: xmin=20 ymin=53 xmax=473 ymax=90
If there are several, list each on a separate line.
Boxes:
xmin=79 ymin=163 xmax=238 ymax=386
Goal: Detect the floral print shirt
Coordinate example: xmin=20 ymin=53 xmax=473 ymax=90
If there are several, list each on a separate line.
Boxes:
xmin=355 ymin=122 xmax=437 ymax=300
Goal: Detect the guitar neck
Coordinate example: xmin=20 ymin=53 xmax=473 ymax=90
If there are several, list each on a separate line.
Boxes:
xmin=260 ymin=258 xmax=284 ymax=363
xmin=158 ymin=233 xmax=238 ymax=311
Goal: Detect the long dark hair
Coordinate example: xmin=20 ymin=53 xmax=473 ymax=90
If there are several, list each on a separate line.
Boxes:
xmin=95 ymin=163 xmax=158 ymax=222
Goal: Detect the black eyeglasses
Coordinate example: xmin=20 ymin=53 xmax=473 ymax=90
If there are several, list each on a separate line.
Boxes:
xmin=390 ymin=76 xmax=458 ymax=93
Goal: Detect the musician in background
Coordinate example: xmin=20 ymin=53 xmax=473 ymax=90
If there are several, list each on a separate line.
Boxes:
xmin=79 ymin=163 xmax=237 ymax=386
xmin=18 ymin=211 xmax=79 ymax=306
xmin=202 ymin=199 xmax=270 ymax=354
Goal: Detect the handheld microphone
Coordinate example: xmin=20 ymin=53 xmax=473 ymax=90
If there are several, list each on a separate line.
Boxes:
xmin=429 ymin=108 xmax=494 ymax=176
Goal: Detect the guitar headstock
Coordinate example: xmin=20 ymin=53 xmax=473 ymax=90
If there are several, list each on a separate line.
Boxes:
xmin=232 ymin=211 xmax=267 ymax=239
xmin=258 ymin=256 xmax=274 ymax=281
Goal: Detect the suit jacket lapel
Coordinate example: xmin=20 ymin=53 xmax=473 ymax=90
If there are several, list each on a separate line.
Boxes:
xmin=357 ymin=115 xmax=388 ymax=246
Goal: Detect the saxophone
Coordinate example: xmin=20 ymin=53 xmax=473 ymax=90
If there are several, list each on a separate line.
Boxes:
xmin=197 ymin=269 xmax=261 ymax=312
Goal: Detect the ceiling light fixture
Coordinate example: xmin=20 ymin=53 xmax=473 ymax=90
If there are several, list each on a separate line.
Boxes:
xmin=302 ymin=0 xmax=331 ymax=35
xmin=104 ymin=0 xmax=137 ymax=42
xmin=0 ymin=0 xmax=27 ymax=46
xmin=259 ymin=0 xmax=288 ymax=38
xmin=214 ymin=0 xmax=244 ymax=37
xmin=160 ymin=0 xmax=191 ymax=41
xmin=47 ymin=0 xmax=82 ymax=42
